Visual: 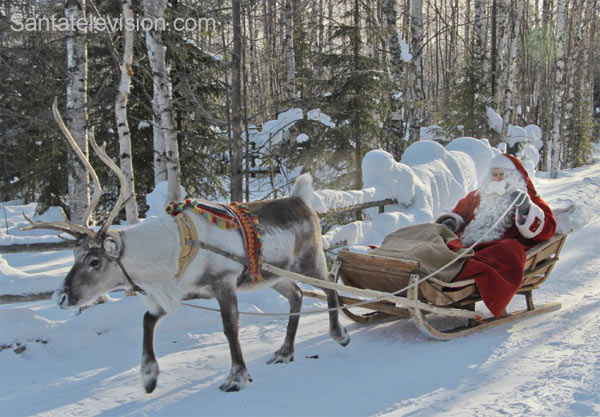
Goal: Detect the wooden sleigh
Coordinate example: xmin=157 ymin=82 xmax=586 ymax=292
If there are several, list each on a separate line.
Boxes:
xmin=303 ymin=233 xmax=567 ymax=340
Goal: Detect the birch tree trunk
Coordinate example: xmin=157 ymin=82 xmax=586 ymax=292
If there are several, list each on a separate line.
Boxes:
xmin=283 ymin=0 xmax=295 ymax=104
xmin=587 ymin=0 xmax=597 ymax=131
xmin=474 ymin=0 xmax=488 ymax=90
xmin=408 ymin=0 xmax=424 ymax=142
xmin=152 ymin=90 xmax=167 ymax=184
xmin=490 ymin=0 xmax=497 ymax=98
xmin=115 ymin=0 xmax=138 ymax=224
xmin=563 ymin=0 xmax=585 ymax=156
xmin=65 ymin=0 xmax=89 ymax=225
xmin=230 ymin=0 xmax=244 ymax=202
xmin=143 ymin=0 xmax=181 ymax=202
xmin=353 ymin=0 xmax=363 ymax=190
xmin=465 ymin=0 xmax=471 ymax=52
xmin=501 ymin=0 xmax=523 ymax=141
xmin=493 ymin=0 xmax=509 ymax=109
xmin=540 ymin=0 xmax=553 ymax=170
xmin=384 ymin=0 xmax=402 ymax=84
xmin=550 ymin=0 xmax=567 ymax=178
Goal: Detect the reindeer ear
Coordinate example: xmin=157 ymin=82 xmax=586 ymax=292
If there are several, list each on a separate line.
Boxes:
xmin=103 ymin=236 xmax=123 ymax=258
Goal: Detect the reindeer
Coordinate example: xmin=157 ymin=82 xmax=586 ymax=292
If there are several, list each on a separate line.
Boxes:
xmin=24 ymin=100 xmax=350 ymax=393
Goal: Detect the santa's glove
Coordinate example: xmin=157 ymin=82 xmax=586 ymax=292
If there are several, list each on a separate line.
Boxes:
xmin=442 ymin=218 xmax=458 ymax=232
xmin=510 ymin=190 xmax=531 ymax=214
xmin=435 ymin=216 xmax=458 ymax=232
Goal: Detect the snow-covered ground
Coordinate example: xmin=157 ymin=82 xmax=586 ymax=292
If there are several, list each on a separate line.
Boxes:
xmin=1 ymin=145 xmax=599 ymax=416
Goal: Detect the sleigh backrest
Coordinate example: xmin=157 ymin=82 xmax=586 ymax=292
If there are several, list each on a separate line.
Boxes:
xmin=519 ymin=233 xmax=568 ymax=291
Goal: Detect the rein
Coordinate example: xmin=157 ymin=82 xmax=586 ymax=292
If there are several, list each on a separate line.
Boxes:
xmin=385 ymin=192 xmax=522 ymax=299
xmin=116 ymin=258 xmax=147 ymax=295
xmin=181 ymin=193 xmax=523 ymax=318
xmin=106 ymin=193 xmax=522 ymax=318
xmin=98 ymin=251 xmax=147 ymax=296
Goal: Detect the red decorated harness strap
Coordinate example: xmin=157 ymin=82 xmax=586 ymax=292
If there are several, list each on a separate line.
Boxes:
xmin=166 ymin=199 xmax=264 ymax=284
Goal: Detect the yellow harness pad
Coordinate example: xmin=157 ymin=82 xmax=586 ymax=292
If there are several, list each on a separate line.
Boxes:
xmin=175 ymin=213 xmax=199 ymax=278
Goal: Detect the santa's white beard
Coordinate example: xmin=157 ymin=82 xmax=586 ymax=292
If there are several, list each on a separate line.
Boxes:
xmin=461 ymin=170 xmax=527 ymax=247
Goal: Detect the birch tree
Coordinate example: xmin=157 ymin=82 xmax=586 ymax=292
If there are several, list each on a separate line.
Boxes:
xmin=384 ymin=0 xmax=403 ymax=87
xmin=65 ymin=0 xmax=90 ymax=225
xmin=152 ymin=89 xmax=167 ymax=184
xmin=501 ymin=0 xmax=523 ymax=141
xmin=474 ymin=0 xmax=488 ymax=91
xmin=563 ymin=0 xmax=585 ymax=139
xmin=143 ymin=0 xmax=181 ymax=202
xmin=230 ymin=0 xmax=244 ymax=202
xmin=493 ymin=0 xmax=509 ymax=108
xmin=407 ymin=0 xmax=424 ymax=141
xmin=550 ymin=0 xmax=567 ymax=178
xmin=283 ymin=0 xmax=296 ymax=104
xmin=115 ymin=0 xmax=138 ymax=224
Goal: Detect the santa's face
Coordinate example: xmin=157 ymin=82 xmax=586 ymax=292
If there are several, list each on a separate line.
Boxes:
xmin=491 ymin=168 xmax=505 ymax=182
xmin=480 ymin=167 xmax=527 ymax=198
xmin=463 ymin=168 xmax=525 ymax=246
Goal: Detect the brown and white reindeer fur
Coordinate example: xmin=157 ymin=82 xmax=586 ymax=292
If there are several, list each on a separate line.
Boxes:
xmin=28 ymin=100 xmax=350 ymax=393
xmin=55 ymin=176 xmax=350 ymax=393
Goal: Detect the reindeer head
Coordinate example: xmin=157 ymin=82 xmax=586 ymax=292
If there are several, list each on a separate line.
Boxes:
xmin=23 ymin=99 xmax=133 ymax=309
xmin=55 ymin=231 xmax=128 ymax=308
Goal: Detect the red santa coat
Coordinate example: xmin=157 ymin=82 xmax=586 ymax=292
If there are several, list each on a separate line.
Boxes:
xmin=447 ymin=155 xmax=556 ymax=318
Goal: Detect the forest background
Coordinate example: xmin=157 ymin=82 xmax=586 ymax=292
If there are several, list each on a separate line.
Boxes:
xmin=1 ymin=0 xmax=598 ymax=226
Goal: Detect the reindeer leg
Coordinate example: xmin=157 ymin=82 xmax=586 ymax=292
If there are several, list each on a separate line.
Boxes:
xmin=318 ymin=255 xmax=350 ymax=347
xmin=215 ymin=284 xmax=252 ymax=392
xmin=301 ymin=249 xmax=350 ymax=347
xmin=141 ymin=310 xmax=165 ymax=393
xmin=267 ymin=279 xmax=302 ymax=364
xmin=324 ymin=287 xmax=350 ymax=346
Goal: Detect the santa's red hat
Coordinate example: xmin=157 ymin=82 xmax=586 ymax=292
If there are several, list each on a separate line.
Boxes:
xmin=489 ymin=154 xmax=538 ymax=197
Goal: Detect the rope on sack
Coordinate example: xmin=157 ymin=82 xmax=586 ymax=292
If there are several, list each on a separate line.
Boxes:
xmin=386 ymin=192 xmax=523 ymax=298
xmin=181 ymin=193 xmax=523 ymax=318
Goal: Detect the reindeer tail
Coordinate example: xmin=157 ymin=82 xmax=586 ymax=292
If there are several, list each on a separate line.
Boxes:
xmin=291 ymin=173 xmax=315 ymax=207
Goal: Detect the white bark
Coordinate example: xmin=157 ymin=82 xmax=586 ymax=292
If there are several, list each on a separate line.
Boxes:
xmin=384 ymin=0 xmax=402 ymax=80
xmin=143 ymin=0 xmax=181 ymax=202
xmin=474 ymin=0 xmax=488 ymax=85
xmin=493 ymin=0 xmax=509 ymax=108
xmin=408 ymin=0 xmax=424 ymax=141
xmin=283 ymin=0 xmax=295 ymax=103
xmin=550 ymin=0 xmax=567 ymax=178
xmin=65 ymin=0 xmax=90 ymax=226
xmin=564 ymin=0 xmax=585 ymax=132
xmin=501 ymin=0 xmax=523 ymax=141
xmin=152 ymin=89 xmax=167 ymax=184
xmin=115 ymin=0 xmax=138 ymax=224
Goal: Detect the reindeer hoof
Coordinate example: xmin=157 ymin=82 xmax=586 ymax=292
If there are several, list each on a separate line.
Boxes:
xmin=332 ymin=326 xmax=350 ymax=347
xmin=267 ymin=348 xmax=294 ymax=364
xmin=141 ymin=361 xmax=159 ymax=394
xmin=219 ymin=369 xmax=252 ymax=392
xmin=144 ymin=379 xmax=157 ymax=394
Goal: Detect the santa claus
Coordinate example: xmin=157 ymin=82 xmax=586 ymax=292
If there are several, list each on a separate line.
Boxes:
xmin=436 ymin=153 xmax=556 ymax=318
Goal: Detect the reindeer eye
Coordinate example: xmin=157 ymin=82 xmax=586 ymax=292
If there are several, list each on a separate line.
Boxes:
xmin=89 ymin=258 xmax=101 ymax=268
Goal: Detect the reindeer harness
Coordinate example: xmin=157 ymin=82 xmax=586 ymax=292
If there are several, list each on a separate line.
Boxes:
xmin=166 ymin=199 xmax=264 ymax=284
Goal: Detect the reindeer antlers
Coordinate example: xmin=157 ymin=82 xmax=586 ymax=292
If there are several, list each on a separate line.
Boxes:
xmin=21 ymin=210 xmax=96 ymax=239
xmin=22 ymin=98 xmax=131 ymax=239
xmin=88 ymin=129 xmax=129 ymax=236
xmin=52 ymin=98 xmax=103 ymax=227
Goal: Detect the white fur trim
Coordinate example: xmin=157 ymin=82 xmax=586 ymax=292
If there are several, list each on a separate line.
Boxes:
xmin=489 ymin=154 xmax=517 ymax=171
xmin=517 ymin=203 xmax=545 ymax=239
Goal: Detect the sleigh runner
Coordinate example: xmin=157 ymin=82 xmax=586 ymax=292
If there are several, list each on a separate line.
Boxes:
xmin=303 ymin=233 xmax=567 ymax=340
